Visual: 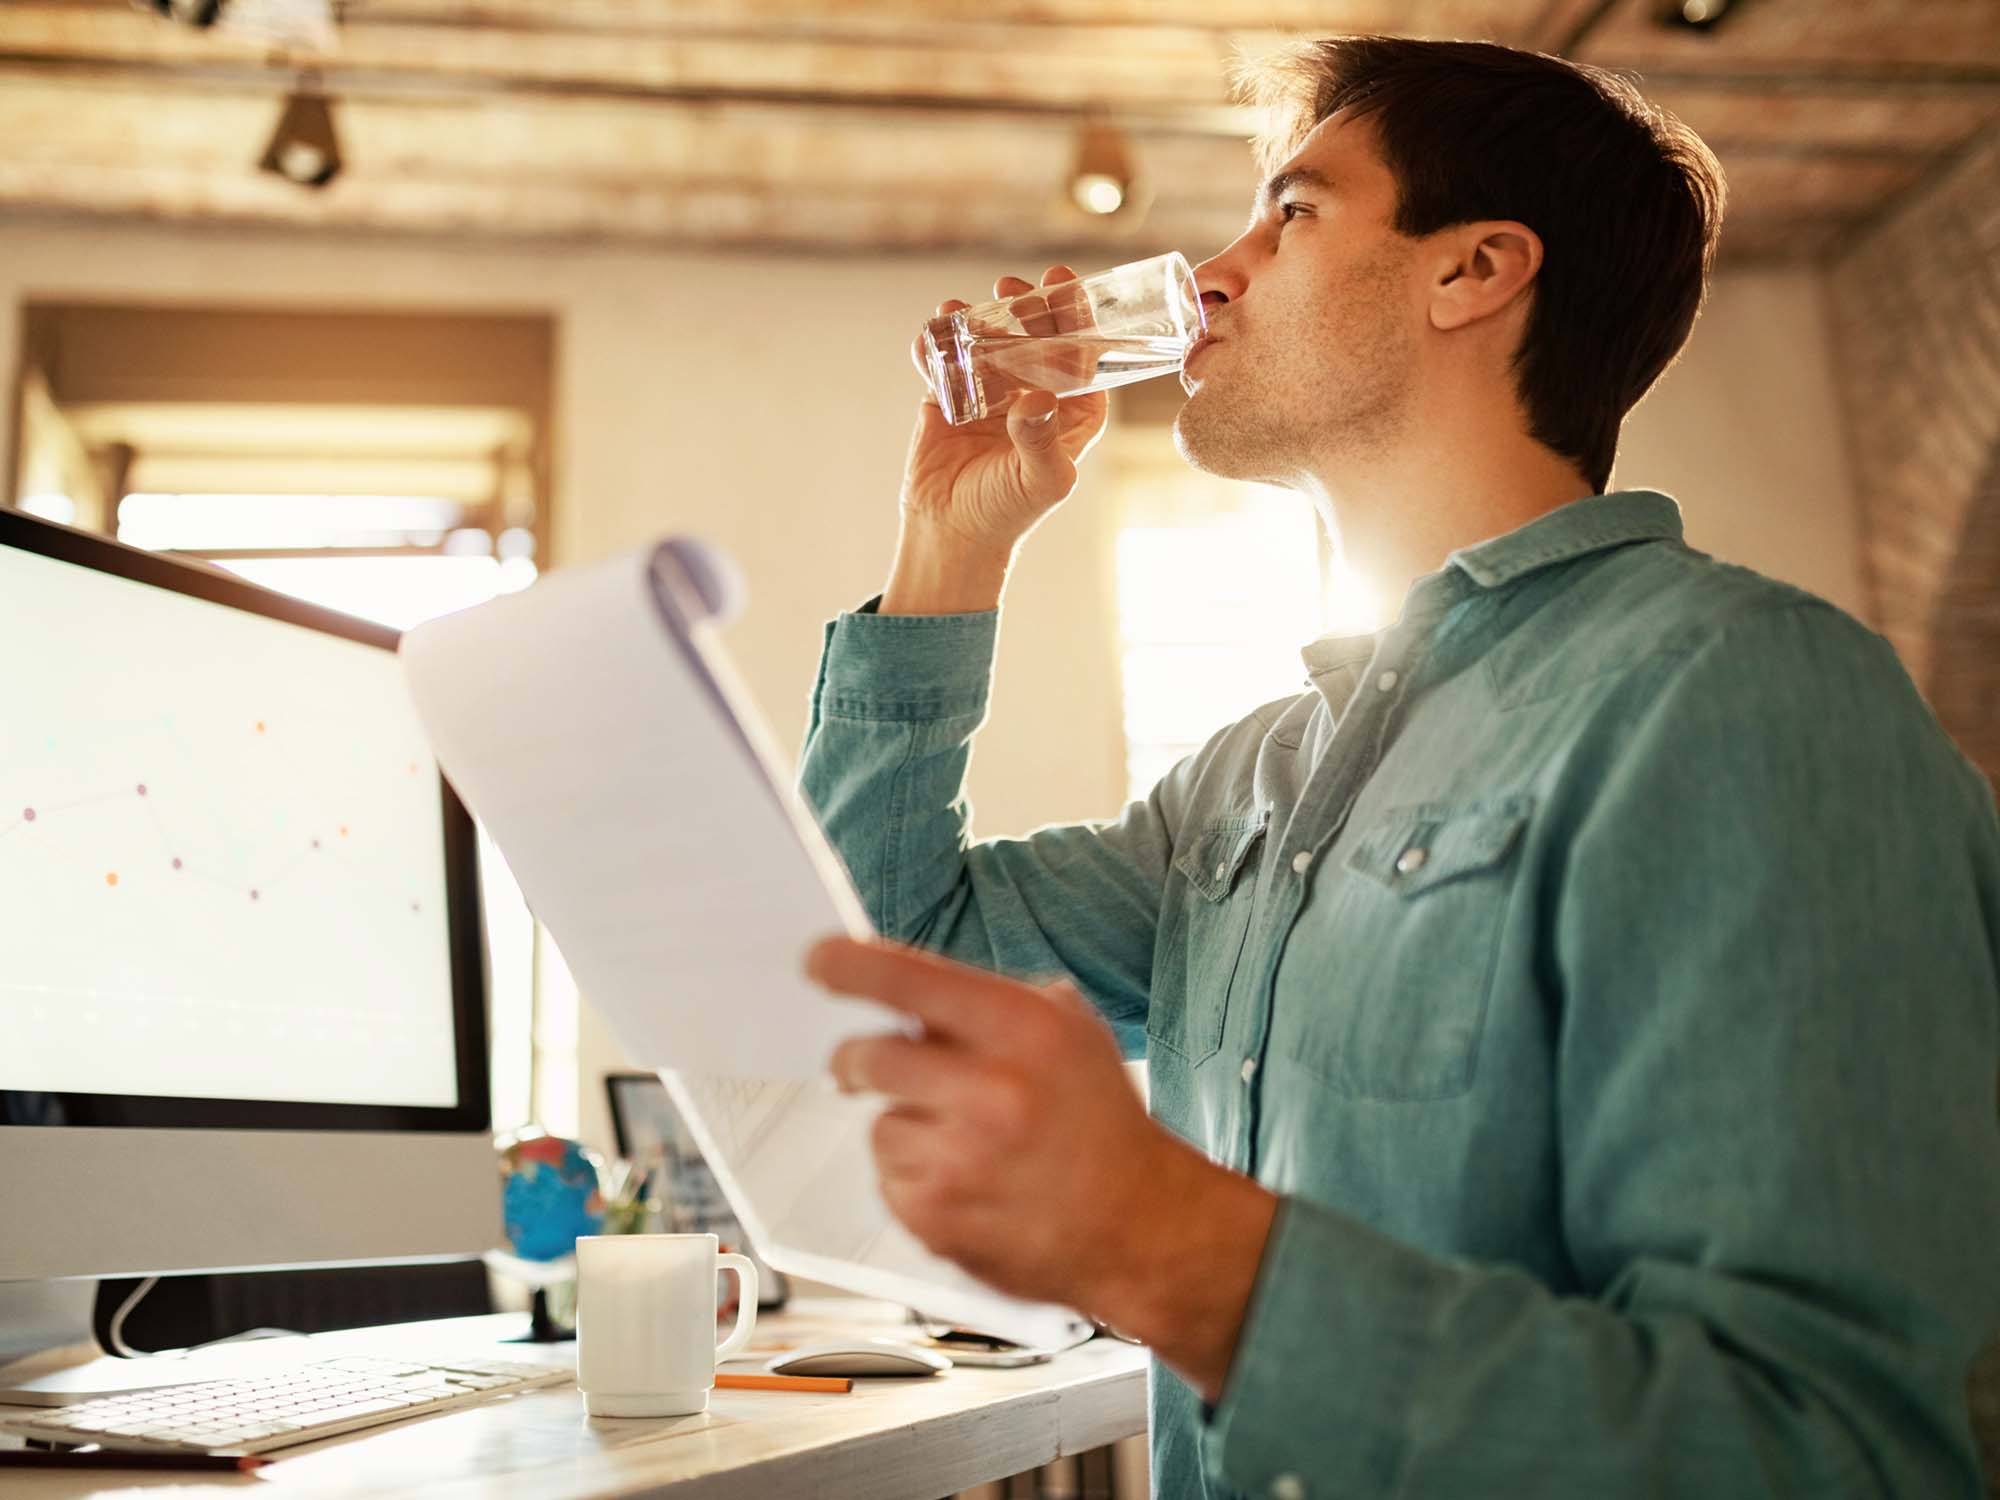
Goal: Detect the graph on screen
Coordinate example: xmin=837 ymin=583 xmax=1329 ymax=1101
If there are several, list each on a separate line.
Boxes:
xmin=0 ymin=543 xmax=459 ymax=1108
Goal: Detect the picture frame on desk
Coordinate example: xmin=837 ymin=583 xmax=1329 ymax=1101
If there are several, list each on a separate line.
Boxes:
xmin=603 ymin=1072 xmax=790 ymax=1310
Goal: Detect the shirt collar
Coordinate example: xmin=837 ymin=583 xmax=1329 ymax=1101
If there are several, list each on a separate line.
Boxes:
xmin=1445 ymin=489 xmax=1683 ymax=590
xmin=1298 ymin=490 xmax=1684 ymax=689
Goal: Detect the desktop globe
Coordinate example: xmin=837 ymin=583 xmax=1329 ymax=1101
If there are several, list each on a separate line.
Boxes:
xmin=497 ymin=1129 xmax=605 ymax=1260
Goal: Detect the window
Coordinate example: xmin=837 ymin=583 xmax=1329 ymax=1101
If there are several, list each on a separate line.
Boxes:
xmin=1107 ymin=427 xmax=1377 ymax=804
xmin=118 ymin=492 xmax=540 ymax=630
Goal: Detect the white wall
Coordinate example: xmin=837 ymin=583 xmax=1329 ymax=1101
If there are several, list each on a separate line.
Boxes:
xmin=1613 ymin=268 xmax=1865 ymax=616
xmin=0 ymin=224 xmax=1858 ymax=1151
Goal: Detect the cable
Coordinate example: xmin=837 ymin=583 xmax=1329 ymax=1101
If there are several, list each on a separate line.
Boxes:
xmin=102 ymin=1275 xmax=159 ymax=1359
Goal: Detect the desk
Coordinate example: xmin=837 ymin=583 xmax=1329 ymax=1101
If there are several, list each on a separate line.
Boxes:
xmin=1 ymin=1299 xmax=1148 ymax=1500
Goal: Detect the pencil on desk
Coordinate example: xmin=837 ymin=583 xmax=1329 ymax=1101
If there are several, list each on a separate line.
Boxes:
xmin=714 ymin=1373 xmax=852 ymax=1394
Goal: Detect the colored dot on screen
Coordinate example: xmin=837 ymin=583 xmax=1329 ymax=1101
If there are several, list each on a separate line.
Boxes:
xmin=411 ymin=901 xmax=421 ymax=913
xmin=21 ymin=808 xmax=34 ymax=822
xmin=340 ymin=825 xmax=350 ymax=837
xmin=171 ymin=857 xmax=183 ymax=870
xmin=105 ymin=872 xmax=118 ymax=887
xmin=409 ymin=762 xmax=419 ymax=775
xmin=250 ymin=889 xmax=260 ymax=901
xmin=311 ymin=838 xmax=321 ymax=850
xmin=256 ymin=721 xmax=267 ymax=734
xmin=136 ymin=783 xmax=147 ymax=796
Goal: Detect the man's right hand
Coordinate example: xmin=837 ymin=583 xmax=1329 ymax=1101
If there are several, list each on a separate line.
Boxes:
xmin=883 ymin=265 xmax=1110 ymax=615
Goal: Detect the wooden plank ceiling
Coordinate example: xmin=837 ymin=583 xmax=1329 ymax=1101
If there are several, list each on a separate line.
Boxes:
xmin=0 ymin=0 xmax=1994 ymax=261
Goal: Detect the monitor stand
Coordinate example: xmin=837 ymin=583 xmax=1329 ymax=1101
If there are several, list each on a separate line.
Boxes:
xmin=0 ymin=1279 xmax=308 ymax=1405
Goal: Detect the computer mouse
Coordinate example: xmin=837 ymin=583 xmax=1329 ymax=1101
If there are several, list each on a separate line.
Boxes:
xmin=766 ymin=1339 xmax=952 ymax=1378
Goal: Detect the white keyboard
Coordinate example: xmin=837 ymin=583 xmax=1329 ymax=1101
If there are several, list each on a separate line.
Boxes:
xmin=0 ymin=1353 xmax=569 ymax=1457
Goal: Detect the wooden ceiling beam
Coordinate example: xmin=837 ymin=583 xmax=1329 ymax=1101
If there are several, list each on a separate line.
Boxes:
xmin=0 ymin=69 xmax=1920 ymax=220
xmin=0 ymin=4 xmax=1245 ymax=114
xmin=306 ymin=0 xmax=1540 ymax=40
xmin=1644 ymin=79 xmax=2000 ymax=155
xmin=1576 ymin=0 xmax=2000 ymax=79
xmin=1717 ymin=153 xmax=1929 ymax=218
xmin=0 ymin=147 xmax=1903 ymax=269
xmin=2 ymin=0 xmax=1987 ymax=264
xmin=0 ymin=158 xmax=1248 ymax=258
xmin=0 ymin=70 xmax=1260 ymax=208
xmin=1517 ymin=0 xmax=1620 ymax=55
xmin=6 ymin=5 xmax=1993 ymax=137
xmin=0 ymin=51 xmax=1264 ymax=135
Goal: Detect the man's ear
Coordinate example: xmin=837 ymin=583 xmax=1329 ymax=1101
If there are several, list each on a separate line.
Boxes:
xmin=1428 ymin=222 xmax=1542 ymax=333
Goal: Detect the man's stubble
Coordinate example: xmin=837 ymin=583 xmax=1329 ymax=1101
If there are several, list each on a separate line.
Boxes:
xmin=1173 ymin=245 xmax=1418 ymax=491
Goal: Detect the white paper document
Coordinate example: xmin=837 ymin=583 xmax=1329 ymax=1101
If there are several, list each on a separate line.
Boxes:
xmin=399 ymin=539 xmax=877 ymax=1081
xmin=400 ymin=540 xmax=1093 ymax=1349
xmin=662 ymin=1071 xmax=1093 ymax=1349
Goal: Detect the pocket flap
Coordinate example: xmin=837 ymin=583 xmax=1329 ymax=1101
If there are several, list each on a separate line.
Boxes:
xmin=1344 ymin=802 xmax=1528 ymax=897
xmin=1174 ymin=813 xmax=1269 ymax=903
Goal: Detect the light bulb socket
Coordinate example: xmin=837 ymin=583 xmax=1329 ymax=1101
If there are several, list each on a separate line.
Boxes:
xmin=258 ymin=79 xmax=343 ymax=188
xmin=134 ymin=0 xmax=229 ymax=27
xmin=1656 ymin=0 xmax=1734 ymax=29
xmin=1064 ymin=120 xmax=1149 ymax=224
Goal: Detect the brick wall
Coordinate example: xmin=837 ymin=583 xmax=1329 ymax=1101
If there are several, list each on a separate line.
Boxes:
xmin=1825 ymin=126 xmax=2000 ymax=789
xmin=1825 ymin=123 xmax=2000 ymax=1492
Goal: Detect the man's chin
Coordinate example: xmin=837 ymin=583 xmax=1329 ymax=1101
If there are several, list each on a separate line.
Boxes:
xmin=1172 ymin=395 xmax=1267 ymax=480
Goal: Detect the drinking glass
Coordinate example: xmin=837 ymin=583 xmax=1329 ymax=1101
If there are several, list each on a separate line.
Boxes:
xmin=921 ymin=251 xmax=1205 ymax=426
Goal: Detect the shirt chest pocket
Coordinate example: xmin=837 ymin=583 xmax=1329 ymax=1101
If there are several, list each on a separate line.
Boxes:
xmin=1290 ymin=800 xmax=1529 ymax=1101
xmin=1149 ymin=813 xmax=1268 ymax=1065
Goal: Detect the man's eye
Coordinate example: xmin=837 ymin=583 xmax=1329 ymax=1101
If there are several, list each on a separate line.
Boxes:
xmin=1278 ymin=201 xmax=1309 ymax=223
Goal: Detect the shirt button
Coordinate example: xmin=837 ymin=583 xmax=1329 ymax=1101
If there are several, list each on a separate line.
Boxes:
xmin=1290 ymin=850 xmax=1312 ymax=876
xmin=1395 ymin=845 xmax=1428 ymax=875
xmin=1214 ymin=861 xmax=1228 ymax=881
xmin=1271 ymin=1476 xmax=1308 ymax=1500
xmin=1240 ymin=1057 xmax=1258 ymax=1085
xmin=1376 ymin=669 xmax=1399 ymax=692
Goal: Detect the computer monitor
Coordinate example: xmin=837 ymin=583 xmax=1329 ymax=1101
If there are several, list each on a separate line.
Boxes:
xmin=0 ymin=507 xmax=499 ymax=1295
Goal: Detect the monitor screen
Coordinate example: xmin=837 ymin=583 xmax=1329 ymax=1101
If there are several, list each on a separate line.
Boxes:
xmin=0 ymin=511 xmax=485 ymax=1132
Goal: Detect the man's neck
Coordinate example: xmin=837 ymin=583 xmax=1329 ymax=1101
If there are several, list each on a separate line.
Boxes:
xmin=1302 ymin=402 xmax=1596 ymax=616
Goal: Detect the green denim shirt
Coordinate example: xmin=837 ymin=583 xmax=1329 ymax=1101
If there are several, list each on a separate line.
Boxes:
xmin=798 ymin=490 xmax=2000 ymax=1498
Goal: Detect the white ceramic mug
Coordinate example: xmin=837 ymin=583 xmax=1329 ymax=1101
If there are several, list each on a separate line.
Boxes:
xmin=575 ymin=1233 xmax=758 ymax=1416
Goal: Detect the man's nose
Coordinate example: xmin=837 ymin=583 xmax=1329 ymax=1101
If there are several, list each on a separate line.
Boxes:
xmin=1192 ymin=248 xmax=1245 ymax=310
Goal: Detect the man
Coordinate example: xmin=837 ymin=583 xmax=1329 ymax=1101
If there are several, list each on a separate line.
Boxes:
xmin=799 ymin=36 xmax=2000 ymax=1497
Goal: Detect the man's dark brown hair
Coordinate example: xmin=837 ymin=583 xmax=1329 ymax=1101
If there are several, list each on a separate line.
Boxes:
xmin=1237 ymin=36 xmax=1726 ymax=493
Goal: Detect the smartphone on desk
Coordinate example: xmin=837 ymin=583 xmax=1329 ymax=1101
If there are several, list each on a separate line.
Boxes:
xmin=916 ymin=1326 xmax=1055 ymax=1368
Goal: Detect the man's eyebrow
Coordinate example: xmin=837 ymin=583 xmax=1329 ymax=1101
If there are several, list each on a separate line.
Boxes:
xmin=1257 ymin=166 xmax=1333 ymax=214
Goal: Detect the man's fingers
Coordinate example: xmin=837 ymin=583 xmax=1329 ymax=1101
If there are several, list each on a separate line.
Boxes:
xmin=871 ymin=1106 xmax=933 ymax=1175
xmin=806 ymin=936 xmax=1027 ymax=1050
xmin=1046 ymin=277 xmax=1094 ymax=335
xmin=1013 ymin=293 xmax=1057 ymax=339
xmin=1005 ymin=389 xmax=1075 ymax=488
xmin=830 ymin=1032 xmax=993 ymax=1113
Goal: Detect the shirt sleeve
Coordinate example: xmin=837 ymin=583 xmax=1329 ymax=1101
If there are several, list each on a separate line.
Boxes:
xmin=1204 ymin=601 xmax=2000 ymax=1497
xmin=798 ymin=601 xmax=1190 ymax=1041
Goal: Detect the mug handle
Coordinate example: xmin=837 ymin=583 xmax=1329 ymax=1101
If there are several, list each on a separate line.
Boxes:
xmin=714 ymin=1252 xmax=759 ymax=1362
